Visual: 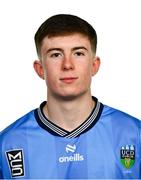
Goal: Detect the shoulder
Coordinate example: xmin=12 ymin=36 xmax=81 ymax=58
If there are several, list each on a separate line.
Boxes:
xmin=101 ymin=104 xmax=141 ymax=128
xmin=0 ymin=109 xmax=36 ymax=139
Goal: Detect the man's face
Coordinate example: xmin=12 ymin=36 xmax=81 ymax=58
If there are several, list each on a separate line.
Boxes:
xmin=34 ymin=33 xmax=100 ymax=99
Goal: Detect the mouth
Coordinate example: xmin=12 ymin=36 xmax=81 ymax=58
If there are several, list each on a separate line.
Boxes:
xmin=60 ymin=77 xmax=78 ymax=84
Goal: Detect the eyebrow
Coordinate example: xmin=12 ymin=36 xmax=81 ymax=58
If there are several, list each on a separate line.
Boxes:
xmin=72 ymin=46 xmax=88 ymax=51
xmin=45 ymin=46 xmax=88 ymax=54
xmin=46 ymin=48 xmax=63 ymax=54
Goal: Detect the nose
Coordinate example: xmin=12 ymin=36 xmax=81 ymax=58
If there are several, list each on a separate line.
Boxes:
xmin=62 ymin=55 xmax=74 ymax=70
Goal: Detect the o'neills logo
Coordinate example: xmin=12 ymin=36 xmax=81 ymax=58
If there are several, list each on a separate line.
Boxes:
xmin=59 ymin=153 xmax=84 ymax=163
xmin=59 ymin=144 xmax=84 ymax=163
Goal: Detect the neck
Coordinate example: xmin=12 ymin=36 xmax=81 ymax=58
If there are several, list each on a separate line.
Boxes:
xmin=43 ymin=92 xmax=95 ymax=131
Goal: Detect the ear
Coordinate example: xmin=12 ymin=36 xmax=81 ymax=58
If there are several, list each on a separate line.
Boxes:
xmin=33 ymin=60 xmax=45 ymax=79
xmin=92 ymin=56 xmax=101 ymax=76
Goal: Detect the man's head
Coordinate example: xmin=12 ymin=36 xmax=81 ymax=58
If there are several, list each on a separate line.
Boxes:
xmin=34 ymin=14 xmax=100 ymax=100
xmin=34 ymin=14 xmax=97 ymax=59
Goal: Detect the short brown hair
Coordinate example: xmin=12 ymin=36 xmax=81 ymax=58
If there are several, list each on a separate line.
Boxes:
xmin=34 ymin=14 xmax=97 ymax=58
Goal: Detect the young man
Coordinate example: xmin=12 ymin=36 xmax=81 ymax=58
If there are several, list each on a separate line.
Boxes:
xmin=0 ymin=14 xmax=141 ymax=179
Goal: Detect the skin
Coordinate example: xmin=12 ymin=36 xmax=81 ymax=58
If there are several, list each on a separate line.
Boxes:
xmin=34 ymin=33 xmax=100 ymax=131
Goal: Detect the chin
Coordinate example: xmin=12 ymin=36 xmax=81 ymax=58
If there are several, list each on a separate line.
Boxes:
xmin=54 ymin=91 xmax=87 ymax=101
xmin=60 ymin=95 xmax=78 ymax=101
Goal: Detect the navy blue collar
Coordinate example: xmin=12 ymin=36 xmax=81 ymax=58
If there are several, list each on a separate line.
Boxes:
xmin=35 ymin=96 xmax=103 ymax=138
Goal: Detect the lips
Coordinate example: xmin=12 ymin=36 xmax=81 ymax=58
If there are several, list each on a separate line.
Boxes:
xmin=60 ymin=77 xmax=78 ymax=83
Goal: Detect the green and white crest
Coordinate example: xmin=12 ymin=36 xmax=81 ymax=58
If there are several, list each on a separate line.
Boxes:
xmin=120 ymin=145 xmax=135 ymax=169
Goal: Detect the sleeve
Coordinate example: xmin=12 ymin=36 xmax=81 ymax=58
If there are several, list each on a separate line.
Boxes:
xmin=140 ymin=122 xmax=141 ymax=178
xmin=0 ymin=133 xmax=3 ymax=179
xmin=0 ymin=170 xmax=3 ymax=179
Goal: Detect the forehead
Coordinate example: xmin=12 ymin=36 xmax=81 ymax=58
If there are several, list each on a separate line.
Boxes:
xmin=41 ymin=33 xmax=91 ymax=52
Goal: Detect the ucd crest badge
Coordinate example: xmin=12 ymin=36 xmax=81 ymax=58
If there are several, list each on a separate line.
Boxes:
xmin=120 ymin=145 xmax=135 ymax=169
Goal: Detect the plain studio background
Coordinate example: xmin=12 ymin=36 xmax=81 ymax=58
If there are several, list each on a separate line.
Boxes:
xmin=0 ymin=0 xmax=141 ymax=131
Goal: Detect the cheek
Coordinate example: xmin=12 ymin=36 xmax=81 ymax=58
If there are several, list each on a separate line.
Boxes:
xmin=45 ymin=71 xmax=56 ymax=87
xmin=81 ymin=63 xmax=93 ymax=78
xmin=44 ymin=65 xmax=59 ymax=88
xmin=83 ymin=72 xmax=92 ymax=85
xmin=78 ymin=64 xmax=92 ymax=87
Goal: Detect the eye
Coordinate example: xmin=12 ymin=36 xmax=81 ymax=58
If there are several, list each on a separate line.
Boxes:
xmin=50 ymin=53 xmax=62 ymax=58
xmin=74 ymin=51 xmax=85 ymax=56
